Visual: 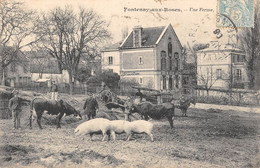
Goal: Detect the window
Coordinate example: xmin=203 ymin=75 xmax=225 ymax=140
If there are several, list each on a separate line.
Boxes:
xmin=168 ymin=76 xmax=173 ymax=90
xmin=108 ymin=56 xmax=113 ymax=65
xmin=162 ymin=76 xmax=166 ymax=89
xmin=235 ymin=69 xmax=242 ymax=80
xmin=23 ymin=65 xmax=28 ymax=73
xmin=232 ymin=54 xmax=245 ymax=63
xmin=168 ymin=42 xmax=172 ymax=56
xmin=175 ymin=75 xmax=179 ymax=88
xmin=139 ymin=77 xmax=143 ymax=84
xmin=11 ymin=63 xmax=16 ymax=72
xmin=19 ymin=77 xmax=22 ymax=85
xmin=168 ymin=42 xmax=172 ymax=70
xmin=216 ymin=69 xmax=222 ymax=79
xmin=161 ymin=51 xmax=166 ymax=70
xmin=174 ymin=52 xmax=179 ymax=71
xmin=139 ymin=56 xmax=143 ymax=64
xmin=183 ymin=76 xmax=189 ymax=85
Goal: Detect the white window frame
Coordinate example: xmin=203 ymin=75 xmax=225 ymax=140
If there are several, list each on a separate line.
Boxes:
xmin=108 ymin=56 xmax=113 ymax=65
xmin=139 ymin=56 xmax=143 ymax=65
xmin=139 ymin=77 xmax=143 ymax=84
xmin=236 ymin=69 xmax=242 ymax=79
xmin=216 ymin=69 xmax=222 ymax=79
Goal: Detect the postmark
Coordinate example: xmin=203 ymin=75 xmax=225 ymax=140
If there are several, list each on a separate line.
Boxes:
xmin=217 ymin=0 xmax=254 ymax=28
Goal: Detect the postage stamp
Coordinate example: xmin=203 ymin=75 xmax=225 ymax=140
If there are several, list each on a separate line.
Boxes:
xmin=217 ymin=0 xmax=254 ymax=28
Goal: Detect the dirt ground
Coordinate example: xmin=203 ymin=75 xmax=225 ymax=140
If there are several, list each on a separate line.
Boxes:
xmin=0 ymin=94 xmax=259 ymax=168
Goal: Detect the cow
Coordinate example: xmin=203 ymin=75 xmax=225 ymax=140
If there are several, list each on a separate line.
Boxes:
xmin=127 ymin=102 xmax=175 ymax=128
xmin=172 ymin=97 xmax=196 ymax=117
xmin=30 ymin=98 xmax=82 ymax=129
xmin=105 ymin=102 xmax=125 ymax=112
xmin=82 ymin=96 xmax=99 ymax=120
xmin=109 ymin=120 xmax=154 ymax=141
xmin=74 ymin=118 xmax=111 ymax=141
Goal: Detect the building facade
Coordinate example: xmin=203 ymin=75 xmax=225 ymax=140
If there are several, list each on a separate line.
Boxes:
xmin=197 ymin=42 xmax=249 ymax=89
xmin=6 ymin=59 xmax=31 ymax=87
xmin=101 ymin=42 xmax=121 ymax=74
xmin=101 ymin=24 xmax=183 ymax=91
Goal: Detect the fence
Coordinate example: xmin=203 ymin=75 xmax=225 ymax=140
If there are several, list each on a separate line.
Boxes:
xmin=195 ymin=88 xmax=259 ymax=106
xmin=15 ymin=85 xmax=86 ymax=95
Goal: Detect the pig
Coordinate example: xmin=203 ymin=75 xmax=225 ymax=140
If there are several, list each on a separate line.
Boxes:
xmin=109 ymin=120 xmax=154 ymax=141
xmin=74 ymin=118 xmax=111 ymax=141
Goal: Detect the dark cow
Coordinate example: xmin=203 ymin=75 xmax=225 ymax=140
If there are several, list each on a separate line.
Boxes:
xmin=105 ymin=102 xmax=125 ymax=112
xmin=127 ymin=102 xmax=175 ymax=128
xmin=172 ymin=97 xmax=196 ymax=117
xmin=82 ymin=97 xmax=99 ymax=120
xmin=30 ymin=98 xmax=82 ymax=129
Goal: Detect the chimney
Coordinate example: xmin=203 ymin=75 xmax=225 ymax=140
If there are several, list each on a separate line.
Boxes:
xmin=209 ymin=41 xmax=219 ymax=50
xmin=133 ymin=26 xmax=142 ymax=47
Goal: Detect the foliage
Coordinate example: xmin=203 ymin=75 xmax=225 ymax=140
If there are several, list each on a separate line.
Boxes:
xmin=238 ymin=2 xmax=260 ymax=89
xmin=74 ymin=67 xmax=92 ymax=83
xmin=99 ymin=70 xmax=120 ymax=89
xmin=119 ymin=79 xmax=140 ymax=96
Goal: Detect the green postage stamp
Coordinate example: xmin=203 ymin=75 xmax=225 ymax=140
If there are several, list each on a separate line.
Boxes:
xmin=218 ymin=0 xmax=254 ymax=28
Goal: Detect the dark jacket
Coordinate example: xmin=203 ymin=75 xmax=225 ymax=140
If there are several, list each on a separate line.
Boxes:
xmin=9 ymin=97 xmax=22 ymax=111
xmin=83 ymin=97 xmax=99 ymax=111
xmin=49 ymin=84 xmax=58 ymax=92
xmin=135 ymin=91 xmax=143 ymax=98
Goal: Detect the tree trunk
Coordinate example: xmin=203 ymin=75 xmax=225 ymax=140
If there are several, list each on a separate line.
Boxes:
xmin=68 ymin=70 xmax=74 ymax=95
xmin=1 ymin=69 xmax=5 ymax=86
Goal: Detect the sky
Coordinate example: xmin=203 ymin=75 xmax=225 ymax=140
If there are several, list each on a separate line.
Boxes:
xmin=22 ymin=0 xmax=238 ymax=48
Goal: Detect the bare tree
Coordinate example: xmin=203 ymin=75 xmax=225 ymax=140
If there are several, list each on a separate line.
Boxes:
xmin=197 ymin=66 xmax=219 ymax=96
xmin=28 ymin=46 xmax=52 ymax=79
xmin=121 ymin=26 xmax=129 ymax=40
xmin=0 ymin=0 xmax=38 ymax=85
xmin=238 ymin=1 xmax=260 ymax=89
xmin=36 ymin=6 xmax=110 ymax=95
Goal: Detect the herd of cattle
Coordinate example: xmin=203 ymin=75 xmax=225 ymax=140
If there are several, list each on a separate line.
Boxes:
xmin=29 ymin=92 xmax=196 ymax=141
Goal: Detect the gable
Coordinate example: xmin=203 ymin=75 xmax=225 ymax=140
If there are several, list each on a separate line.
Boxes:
xmin=156 ymin=24 xmax=182 ymax=49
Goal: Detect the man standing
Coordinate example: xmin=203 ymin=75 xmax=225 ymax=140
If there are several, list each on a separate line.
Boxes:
xmin=83 ymin=94 xmax=99 ymax=120
xmin=49 ymin=81 xmax=58 ymax=100
xmin=135 ymin=89 xmax=144 ymax=104
xmin=9 ymin=90 xmax=22 ymax=130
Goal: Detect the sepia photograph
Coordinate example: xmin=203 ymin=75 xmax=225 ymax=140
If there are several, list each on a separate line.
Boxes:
xmin=0 ymin=0 xmax=259 ymax=167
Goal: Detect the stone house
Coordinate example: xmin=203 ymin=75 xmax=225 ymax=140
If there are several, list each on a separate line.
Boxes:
xmin=197 ymin=42 xmax=249 ymax=89
xmin=101 ymin=24 xmax=183 ymax=91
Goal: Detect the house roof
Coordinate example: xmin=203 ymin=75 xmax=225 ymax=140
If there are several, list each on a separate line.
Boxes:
xmin=102 ymin=41 xmax=122 ymax=51
xmin=198 ymin=44 xmax=245 ymax=53
xmin=120 ymin=26 xmax=166 ymax=49
xmin=30 ymin=61 xmax=61 ymax=74
xmin=0 ymin=46 xmax=29 ymax=62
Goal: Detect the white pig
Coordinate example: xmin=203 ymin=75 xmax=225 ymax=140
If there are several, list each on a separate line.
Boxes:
xmin=74 ymin=118 xmax=111 ymax=141
xmin=109 ymin=120 xmax=154 ymax=141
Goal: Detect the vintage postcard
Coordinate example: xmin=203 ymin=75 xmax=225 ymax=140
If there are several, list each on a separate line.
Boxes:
xmin=0 ymin=0 xmax=259 ymax=168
